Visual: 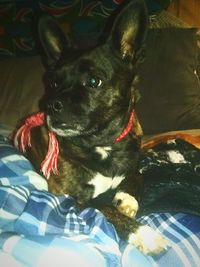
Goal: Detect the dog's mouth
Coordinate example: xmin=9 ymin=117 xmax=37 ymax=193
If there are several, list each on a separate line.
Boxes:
xmin=46 ymin=115 xmax=95 ymax=137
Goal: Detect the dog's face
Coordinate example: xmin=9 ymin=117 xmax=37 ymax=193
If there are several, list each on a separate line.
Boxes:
xmin=39 ymin=0 xmax=147 ymax=144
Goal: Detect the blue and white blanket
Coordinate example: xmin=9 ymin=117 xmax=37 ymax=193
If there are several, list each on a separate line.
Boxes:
xmin=0 ymin=134 xmax=200 ymax=267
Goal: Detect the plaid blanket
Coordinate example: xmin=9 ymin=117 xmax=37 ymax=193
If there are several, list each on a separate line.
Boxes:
xmin=0 ymin=133 xmax=200 ymax=267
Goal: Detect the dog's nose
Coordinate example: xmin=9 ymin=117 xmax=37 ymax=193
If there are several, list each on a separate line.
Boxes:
xmin=49 ymin=100 xmax=63 ymax=113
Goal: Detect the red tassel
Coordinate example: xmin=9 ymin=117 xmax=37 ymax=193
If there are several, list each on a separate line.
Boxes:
xmin=13 ymin=112 xmax=59 ymax=179
xmin=14 ymin=112 xmax=45 ymax=152
xmin=41 ymin=131 xmax=59 ymax=179
xmin=113 ymin=111 xmax=135 ymax=144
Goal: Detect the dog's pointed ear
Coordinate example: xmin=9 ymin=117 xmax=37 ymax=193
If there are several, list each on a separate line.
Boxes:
xmin=109 ymin=0 xmax=148 ymax=61
xmin=38 ymin=15 xmax=71 ymax=64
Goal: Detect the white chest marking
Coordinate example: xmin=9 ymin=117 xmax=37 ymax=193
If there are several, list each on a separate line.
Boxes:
xmin=89 ymin=173 xmax=125 ymax=198
xmin=95 ymin=146 xmax=112 ymax=160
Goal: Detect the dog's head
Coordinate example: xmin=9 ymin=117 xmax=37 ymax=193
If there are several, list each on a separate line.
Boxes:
xmin=39 ymin=0 xmax=148 ymax=145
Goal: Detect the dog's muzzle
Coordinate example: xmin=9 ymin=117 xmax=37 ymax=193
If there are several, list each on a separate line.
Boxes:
xmin=46 ymin=115 xmax=84 ymax=137
xmin=46 ymin=99 xmax=82 ymax=137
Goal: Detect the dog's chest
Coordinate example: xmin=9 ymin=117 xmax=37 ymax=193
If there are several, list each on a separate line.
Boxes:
xmin=85 ymin=146 xmax=124 ymax=198
xmin=89 ymin=173 xmax=125 ymax=198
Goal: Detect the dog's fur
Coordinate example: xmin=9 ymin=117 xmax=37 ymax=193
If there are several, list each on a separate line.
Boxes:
xmin=27 ymin=0 xmax=168 ymax=254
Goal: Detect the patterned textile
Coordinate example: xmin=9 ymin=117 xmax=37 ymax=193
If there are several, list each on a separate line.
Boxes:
xmin=0 ymin=133 xmax=200 ymax=266
xmin=0 ymin=0 xmax=171 ymax=58
xmin=0 ymin=0 xmax=123 ymax=58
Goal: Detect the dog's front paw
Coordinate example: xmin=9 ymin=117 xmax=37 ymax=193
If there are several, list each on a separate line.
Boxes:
xmin=113 ymin=192 xmax=138 ymax=218
xmin=128 ymin=225 xmax=169 ymax=255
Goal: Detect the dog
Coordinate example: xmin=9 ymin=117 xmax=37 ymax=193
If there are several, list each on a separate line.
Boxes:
xmin=20 ymin=0 xmax=168 ymax=255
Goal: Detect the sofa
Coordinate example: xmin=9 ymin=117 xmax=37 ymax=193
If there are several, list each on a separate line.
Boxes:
xmin=0 ymin=1 xmax=200 ymax=266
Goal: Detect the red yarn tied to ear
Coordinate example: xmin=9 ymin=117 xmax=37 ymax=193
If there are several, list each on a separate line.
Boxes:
xmin=113 ymin=111 xmax=135 ymax=143
xmin=14 ymin=112 xmax=59 ymax=179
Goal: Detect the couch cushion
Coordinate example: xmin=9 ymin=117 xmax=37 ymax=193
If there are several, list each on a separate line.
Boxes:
xmin=136 ymin=28 xmax=200 ymax=135
xmin=0 ymin=56 xmax=44 ymax=129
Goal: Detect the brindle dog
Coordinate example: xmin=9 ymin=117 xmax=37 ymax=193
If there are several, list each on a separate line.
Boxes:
xmin=26 ymin=0 xmax=168 ymax=254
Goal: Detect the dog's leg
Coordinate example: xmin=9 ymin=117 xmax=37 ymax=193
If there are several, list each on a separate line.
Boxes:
xmin=100 ymin=206 xmax=169 ymax=255
xmin=108 ymin=174 xmax=169 ymax=255
xmin=112 ymin=173 xmax=142 ymax=218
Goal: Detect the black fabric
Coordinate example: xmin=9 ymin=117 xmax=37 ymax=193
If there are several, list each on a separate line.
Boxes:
xmin=136 ymin=28 xmax=200 ymax=135
xmin=137 ymin=139 xmax=200 ymax=217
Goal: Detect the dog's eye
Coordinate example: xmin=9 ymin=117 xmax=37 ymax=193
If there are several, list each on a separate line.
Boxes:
xmin=85 ymin=76 xmax=102 ymax=88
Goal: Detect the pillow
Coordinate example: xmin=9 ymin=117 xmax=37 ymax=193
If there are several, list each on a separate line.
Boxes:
xmin=136 ymin=28 xmax=200 ymax=135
